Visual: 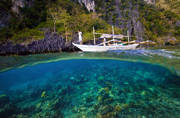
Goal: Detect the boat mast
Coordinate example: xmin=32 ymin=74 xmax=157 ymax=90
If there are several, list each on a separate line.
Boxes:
xmin=127 ymin=30 xmax=130 ymax=45
xmin=93 ymin=27 xmax=96 ymax=45
xmin=112 ymin=25 xmax=115 ymax=44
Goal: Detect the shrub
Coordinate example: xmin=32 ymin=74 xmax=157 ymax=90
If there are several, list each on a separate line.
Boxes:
xmin=11 ymin=28 xmax=44 ymax=43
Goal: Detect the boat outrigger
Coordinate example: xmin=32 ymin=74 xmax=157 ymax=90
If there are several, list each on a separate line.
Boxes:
xmin=72 ymin=26 xmax=139 ymax=52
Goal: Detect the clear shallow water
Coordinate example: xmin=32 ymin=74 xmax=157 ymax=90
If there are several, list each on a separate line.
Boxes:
xmin=0 ymin=49 xmax=180 ymax=118
xmin=0 ymin=49 xmax=180 ymax=75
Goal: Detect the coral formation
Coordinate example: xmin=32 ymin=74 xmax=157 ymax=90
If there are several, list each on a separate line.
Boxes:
xmin=0 ymin=59 xmax=180 ymax=117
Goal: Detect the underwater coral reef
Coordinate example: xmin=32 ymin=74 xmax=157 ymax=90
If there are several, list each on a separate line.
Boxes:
xmin=0 ymin=59 xmax=180 ymax=118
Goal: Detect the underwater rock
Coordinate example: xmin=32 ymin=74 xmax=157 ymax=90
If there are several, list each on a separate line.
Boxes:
xmin=71 ymin=75 xmax=88 ymax=85
xmin=30 ymin=88 xmax=44 ymax=99
xmin=97 ymin=92 xmax=113 ymax=105
xmin=12 ymin=113 xmax=29 ymax=118
xmin=121 ymin=103 xmax=129 ymax=110
xmin=103 ymin=97 xmax=114 ymax=105
xmin=52 ymin=110 xmax=64 ymax=118
xmin=99 ymin=87 xmax=110 ymax=94
xmin=171 ymin=89 xmax=180 ymax=98
xmin=164 ymin=76 xmax=180 ymax=86
xmin=86 ymin=96 xmax=94 ymax=103
xmin=0 ymin=94 xmax=9 ymax=107
xmin=21 ymin=105 xmax=36 ymax=114
xmin=146 ymin=79 xmax=155 ymax=85
xmin=141 ymin=91 xmax=147 ymax=96
xmin=60 ymin=86 xmax=73 ymax=95
xmin=97 ymin=76 xmax=104 ymax=84
xmin=41 ymin=91 xmax=46 ymax=98
xmin=104 ymin=81 xmax=113 ymax=89
xmin=52 ymin=98 xmax=66 ymax=110
xmin=70 ymin=76 xmax=75 ymax=80
xmin=36 ymin=103 xmax=41 ymax=109
xmin=0 ymin=104 xmax=19 ymax=118
xmin=55 ymin=84 xmax=62 ymax=90
xmin=114 ymin=104 xmax=122 ymax=112
xmin=99 ymin=105 xmax=113 ymax=115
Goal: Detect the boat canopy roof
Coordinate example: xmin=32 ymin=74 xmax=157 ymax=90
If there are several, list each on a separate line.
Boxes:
xmin=100 ymin=34 xmax=124 ymax=39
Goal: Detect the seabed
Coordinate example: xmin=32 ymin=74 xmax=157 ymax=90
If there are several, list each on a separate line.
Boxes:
xmin=0 ymin=58 xmax=180 ymax=118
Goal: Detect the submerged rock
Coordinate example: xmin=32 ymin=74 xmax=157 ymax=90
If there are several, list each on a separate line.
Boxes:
xmin=0 ymin=94 xmax=9 ymax=107
xmin=99 ymin=105 xmax=113 ymax=115
xmin=41 ymin=91 xmax=46 ymax=98
xmin=0 ymin=103 xmax=19 ymax=118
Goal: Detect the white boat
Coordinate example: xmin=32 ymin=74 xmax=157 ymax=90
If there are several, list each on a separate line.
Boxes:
xmin=72 ymin=43 xmax=139 ymax=52
xmin=73 ymin=26 xmax=139 ymax=52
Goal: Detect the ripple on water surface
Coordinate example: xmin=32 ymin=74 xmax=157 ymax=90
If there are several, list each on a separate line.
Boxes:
xmin=0 ymin=59 xmax=180 ymax=118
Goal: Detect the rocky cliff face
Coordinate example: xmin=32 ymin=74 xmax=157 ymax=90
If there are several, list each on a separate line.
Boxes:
xmin=76 ymin=0 xmax=159 ymax=41
xmin=0 ymin=1 xmax=12 ymax=28
xmin=0 ymin=12 xmax=11 ymax=28
xmin=115 ymin=0 xmax=145 ymax=41
xmin=90 ymin=0 xmax=145 ymax=41
xmin=75 ymin=0 xmax=95 ymax=12
xmin=0 ymin=32 xmax=79 ymax=55
xmin=131 ymin=6 xmax=145 ymax=41
xmin=144 ymin=0 xmax=156 ymax=4
xmin=0 ymin=0 xmax=27 ymax=29
xmin=11 ymin=0 xmax=25 ymax=14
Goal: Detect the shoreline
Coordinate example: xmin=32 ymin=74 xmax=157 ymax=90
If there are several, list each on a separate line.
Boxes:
xmin=0 ymin=31 xmax=179 ymax=56
xmin=0 ymin=42 xmax=179 ymax=56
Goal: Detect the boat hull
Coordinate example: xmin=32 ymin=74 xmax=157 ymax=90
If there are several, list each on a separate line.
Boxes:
xmin=72 ymin=43 xmax=139 ymax=52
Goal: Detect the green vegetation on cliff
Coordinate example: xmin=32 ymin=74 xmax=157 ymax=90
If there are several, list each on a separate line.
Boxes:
xmin=138 ymin=1 xmax=180 ymax=43
xmin=0 ymin=0 xmax=179 ymax=45
xmin=0 ymin=0 xmax=118 ymax=43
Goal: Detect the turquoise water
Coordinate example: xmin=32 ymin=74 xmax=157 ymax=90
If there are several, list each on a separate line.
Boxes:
xmin=0 ymin=56 xmax=180 ymax=118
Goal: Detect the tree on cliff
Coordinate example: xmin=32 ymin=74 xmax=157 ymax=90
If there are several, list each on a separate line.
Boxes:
xmin=58 ymin=8 xmax=71 ymax=42
xmin=48 ymin=6 xmax=71 ymax=41
xmin=48 ymin=6 xmax=61 ymax=33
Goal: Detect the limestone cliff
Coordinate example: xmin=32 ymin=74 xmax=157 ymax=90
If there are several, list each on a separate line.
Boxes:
xmin=0 ymin=32 xmax=79 ymax=55
xmin=0 ymin=0 xmax=27 ymax=28
xmin=144 ymin=0 xmax=156 ymax=4
xmin=91 ymin=0 xmax=145 ymax=41
xmin=74 ymin=0 xmax=95 ymax=12
xmin=11 ymin=0 xmax=25 ymax=14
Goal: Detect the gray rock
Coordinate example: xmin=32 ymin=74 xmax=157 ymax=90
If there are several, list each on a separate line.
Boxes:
xmin=144 ymin=0 xmax=156 ymax=4
xmin=0 ymin=32 xmax=79 ymax=55
xmin=132 ymin=6 xmax=145 ymax=41
xmin=176 ymin=20 xmax=180 ymax=27
xmin=113 ymin=0 xmax=145 ymax=41
xmin=76 ymin=0 xmax=95 ymax=12
xmin=11 ymin=0 xmax=25 ymax=14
